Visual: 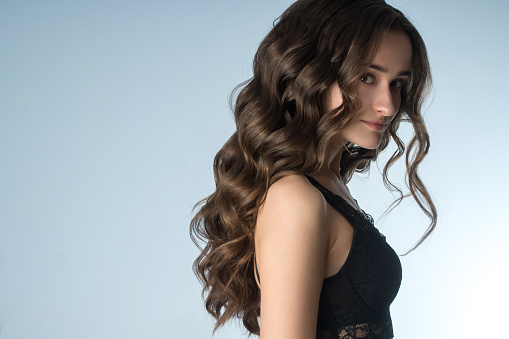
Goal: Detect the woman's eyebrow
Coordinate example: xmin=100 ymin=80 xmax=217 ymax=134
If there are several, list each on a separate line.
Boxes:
xmin=370 ymin=64 xmax=411 ymax=76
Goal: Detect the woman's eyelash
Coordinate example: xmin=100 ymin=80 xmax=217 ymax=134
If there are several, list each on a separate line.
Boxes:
xmin=391 ymin=79 xmax=408 ymax=88
xmin=360 ymin=74 xmax=408 ymax=88
xmin=360 ymin=74 xmax=374 ymax=83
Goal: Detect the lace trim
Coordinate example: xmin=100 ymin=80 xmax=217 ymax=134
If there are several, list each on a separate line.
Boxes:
xmin=317 ymin=320 xmax=394 ymax=339
xmin=305 ymin=175 xmax=373 ymax=224
xmin=305 ymin=175 xmax=386 ymax=240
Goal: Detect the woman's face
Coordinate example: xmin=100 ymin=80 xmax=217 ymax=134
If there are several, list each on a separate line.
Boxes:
xmin=327 ymin=29 xmax=413 ymax=149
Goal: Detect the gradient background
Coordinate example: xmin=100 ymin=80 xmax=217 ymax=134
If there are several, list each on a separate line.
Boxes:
xmin=1 ymin=0 xmax=508 ymax=338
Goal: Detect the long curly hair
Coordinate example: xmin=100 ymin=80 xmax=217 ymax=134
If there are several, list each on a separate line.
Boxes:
xmin=190 ymin=0 xmax=437 ymax=335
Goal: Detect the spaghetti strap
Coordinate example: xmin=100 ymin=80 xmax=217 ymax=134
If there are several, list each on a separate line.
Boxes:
xmin=304 ymin=175 xmax=375 ymax=226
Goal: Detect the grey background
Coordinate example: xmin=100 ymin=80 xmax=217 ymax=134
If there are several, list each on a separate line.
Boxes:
xmin=1 ymin=0 xmax=508 ymax=338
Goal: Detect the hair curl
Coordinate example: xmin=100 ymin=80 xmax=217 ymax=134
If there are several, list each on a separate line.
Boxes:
xmin=190 ymin=0 xmax=437 ymax=335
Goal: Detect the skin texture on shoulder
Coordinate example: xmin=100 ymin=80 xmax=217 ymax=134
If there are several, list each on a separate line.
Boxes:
xmin=254 ymin=174 xmax=330 ymax=338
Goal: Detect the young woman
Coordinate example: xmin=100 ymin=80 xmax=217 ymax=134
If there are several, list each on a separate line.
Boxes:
xmin=190 ymin=0 xmax=437 ymax=338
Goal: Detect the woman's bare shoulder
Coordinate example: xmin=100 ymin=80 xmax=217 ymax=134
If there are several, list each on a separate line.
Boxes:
xmin=255 ymin=173 xmax=329 ymax=261
xmin=259 ymin=174 xmax=326 ymax=217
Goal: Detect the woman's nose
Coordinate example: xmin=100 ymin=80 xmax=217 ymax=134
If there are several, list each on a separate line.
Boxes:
xmin=372 ymin=86 xmax=397 ymax=117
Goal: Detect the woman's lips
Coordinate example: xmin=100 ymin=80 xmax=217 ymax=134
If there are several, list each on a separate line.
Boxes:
xmin=362 ymin=121 xmax=386 ymax=131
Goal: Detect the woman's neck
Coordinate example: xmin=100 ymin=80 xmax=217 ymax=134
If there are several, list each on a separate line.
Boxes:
xmin=321 ymin=136 xmax=347 ymax=178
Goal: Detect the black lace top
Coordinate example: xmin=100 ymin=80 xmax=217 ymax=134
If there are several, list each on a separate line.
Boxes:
xmin=255 ymin=176 xmax=402 ymax=339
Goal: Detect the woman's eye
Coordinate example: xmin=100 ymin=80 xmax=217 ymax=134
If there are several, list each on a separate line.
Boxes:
xmin=360 ymin=74 xmax=374 ymax=84
xmin=391 ymin=79 xmax=407 ymax=88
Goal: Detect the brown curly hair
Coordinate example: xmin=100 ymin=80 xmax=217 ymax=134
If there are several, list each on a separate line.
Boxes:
xmin=190 ymin=0 xmax=437 ymax=335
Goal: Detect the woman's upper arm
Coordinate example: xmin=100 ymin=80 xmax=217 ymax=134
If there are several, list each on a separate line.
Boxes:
xmin=255 ymin=175 xmax=329 ymax=339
